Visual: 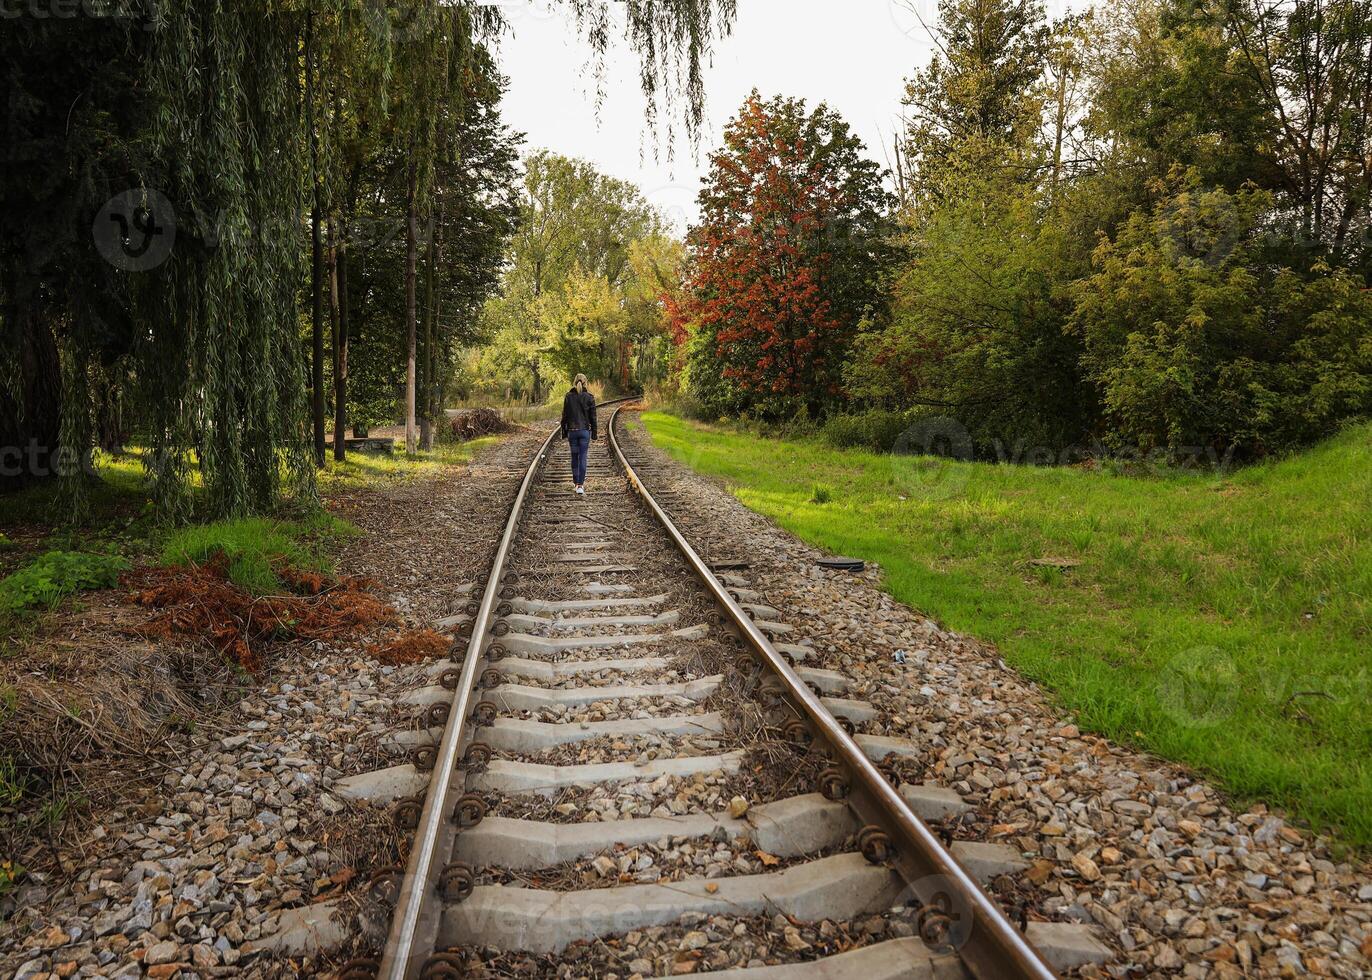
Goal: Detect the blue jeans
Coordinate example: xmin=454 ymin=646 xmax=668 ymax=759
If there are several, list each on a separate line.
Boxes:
xmin=568 ymin=429 xmax=591 ymax=485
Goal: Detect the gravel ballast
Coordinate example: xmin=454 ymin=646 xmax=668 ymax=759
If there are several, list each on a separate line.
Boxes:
xmin=620 ymin=414 xmax=1372 ymax=979
xmin=0 ymin=433 xmax=545 ymax=980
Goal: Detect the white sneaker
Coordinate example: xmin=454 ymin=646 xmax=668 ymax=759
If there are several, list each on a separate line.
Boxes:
xmin=575 ymin=485 xmax=585 ymax=495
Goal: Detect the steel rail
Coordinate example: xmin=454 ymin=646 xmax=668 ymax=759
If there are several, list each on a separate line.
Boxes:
xmin=377 ymin=396 xmax=635 ymax=980
xmin=607 ymin=405 xmax=1058 ymax=980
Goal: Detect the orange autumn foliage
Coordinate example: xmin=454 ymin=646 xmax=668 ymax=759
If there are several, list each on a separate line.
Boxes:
xmin=123 ymin=556 xmax=399 ymax=675
xmin=369 ymin=629 xmax=451 ymax=666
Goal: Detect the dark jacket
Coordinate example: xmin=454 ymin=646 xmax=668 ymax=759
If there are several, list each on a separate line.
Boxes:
xmin=560 ymin=388 xmax=597 ymax=440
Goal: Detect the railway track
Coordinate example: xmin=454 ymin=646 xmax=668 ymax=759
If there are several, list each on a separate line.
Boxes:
xmin=333 ymin=404 xmax=1107 ymax=980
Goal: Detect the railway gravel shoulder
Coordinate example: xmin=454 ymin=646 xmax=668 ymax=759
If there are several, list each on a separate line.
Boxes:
xmin=614 ymin=413 xmax=1372 ymax=979
xmin=0 ymin=432 xmax=546 ymax=980
xmin=334 ymin=411 xmax=1092 ymax=980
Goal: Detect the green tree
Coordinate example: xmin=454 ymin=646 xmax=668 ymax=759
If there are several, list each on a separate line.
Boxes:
xmin=1088 ymin=0 xmax=1371 ymax=272
xmin=847 ymin=172 xmax=1095 ymax=451
xmin=340 ymin=29 xmax=522 ymax=441
xmin=0 ymin=16 xmax=147 ymax=506
xmin=1070 ymin=172 xmax=1372 ymax=456
xmin=623 ymin=235 xmax=687 ymax=391
xmin=473 ymin=151 xmax=672 ymax=402
xmin=902 ymin=0 xmax=1052 ymax=198
xmin=848 ymin=0 xmax=1091 ymax=451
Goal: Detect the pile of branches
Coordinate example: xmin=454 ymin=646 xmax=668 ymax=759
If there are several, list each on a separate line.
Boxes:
xmin=124 ymin=558 xmax=400 ymax=674
xmin=445 ymin=408 xmax=516 ymax=443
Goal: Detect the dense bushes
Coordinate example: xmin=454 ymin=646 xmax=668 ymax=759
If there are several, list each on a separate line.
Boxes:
xmin=844 ymin=173 xmax=1098 ymax=456
xmin=669 ymin=0 xmax=1372 ymax=465
xmin=818 ymin=409 xmax=922 ymax=451
xmin=1071 ymin=178 xmax=1372 ymax=456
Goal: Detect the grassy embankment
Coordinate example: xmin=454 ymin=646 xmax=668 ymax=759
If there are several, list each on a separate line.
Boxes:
xmin=0 ymin=437 xmax=507 ymax=660
xmin=642 ymin=412 xmax=1372 ymax=848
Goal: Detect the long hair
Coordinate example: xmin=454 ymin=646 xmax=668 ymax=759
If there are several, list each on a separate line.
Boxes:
xmin=573 ymin=373 xmax=588 ymax=391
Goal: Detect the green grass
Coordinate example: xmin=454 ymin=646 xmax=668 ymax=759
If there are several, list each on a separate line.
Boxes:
xmin=318 ymin=436 xmax=501 ymax=493
xmin=159 ymin=512 xmax=355 ymax=595
xmin=642 ymin=412 xmax=1372 ymax=847
xmin=0 ymin=449 xmax=150 ymax=530
xmin=2 ymin=437 xmax=474 ymax=597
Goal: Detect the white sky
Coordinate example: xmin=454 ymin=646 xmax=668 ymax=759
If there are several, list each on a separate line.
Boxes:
xmin=492 ymin=0 xmax=953 ymax=233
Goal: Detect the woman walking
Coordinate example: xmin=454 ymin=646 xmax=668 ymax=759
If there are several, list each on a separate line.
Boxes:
xmin=560 ymin=373 xmax=597 ymax=495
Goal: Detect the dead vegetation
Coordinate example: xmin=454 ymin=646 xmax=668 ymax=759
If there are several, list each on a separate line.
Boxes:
xmin=445 ymin=407 xmax=518 ymax=443
xmin=369 ymin=628 xmax=450 ymax=666
xmin=0 ymin=557 xmax=443 ymax=873
xmin=0 ymin=598 xmax=238 ymax=870
xmin=124 ymin=556 xmax=400 ymax=675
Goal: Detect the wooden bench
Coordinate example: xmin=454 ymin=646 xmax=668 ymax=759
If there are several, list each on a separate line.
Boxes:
xmin=345 ymin=437 xmax=395 ymax=454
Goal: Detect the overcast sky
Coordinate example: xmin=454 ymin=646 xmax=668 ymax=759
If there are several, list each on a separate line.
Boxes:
xmin=491 ymin=0 xmax=950 ymax=232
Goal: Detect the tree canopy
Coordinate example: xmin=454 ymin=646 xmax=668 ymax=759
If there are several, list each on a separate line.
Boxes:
xmin=466 ymin=151 xmax=678 ymax=403
xmin=678 ymin=92 xmax=892 ymax=419
xmin=1 ymin=0 xmax=738 ymax=519
xmin=660 ymin=0 xmax=1370 ymax=460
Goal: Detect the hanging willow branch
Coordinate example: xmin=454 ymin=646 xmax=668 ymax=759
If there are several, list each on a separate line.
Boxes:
xmin=140 ymin=3 xmax=314 ymax=519
xmin=369 ymin=1 xmax=736 ymax=149
xmin=561 ymin=0 xmax=737 ymax=152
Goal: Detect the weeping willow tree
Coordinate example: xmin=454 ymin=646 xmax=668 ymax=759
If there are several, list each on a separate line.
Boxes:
xmin=153 ymin=0 xmax=733 ymax=510
xmin=5 ymin=0 xmax=735 ymax=521
xmin=564 ymin=0 xmax=738 ymax=154
xmin=136 ymin=5 xmax=316 ymax=520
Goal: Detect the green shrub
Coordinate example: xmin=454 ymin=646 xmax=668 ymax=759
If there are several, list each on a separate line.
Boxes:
xmin=650 ymin=391 xmax=713 ymax=423
xmin=810 ymin=483 xmax=834 ymax=504
xmin=0 ymin=551 xmax=130 ymax=614
xmin=819 ymin=408 xmax=918 ymax=451
xmin=0 ymin=534 xmax=16 ymax=553
xmin=1071 ymin=174 xmax=1372 ymax=458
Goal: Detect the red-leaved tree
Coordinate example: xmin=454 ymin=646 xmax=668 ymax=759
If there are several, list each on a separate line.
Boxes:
xmin=680 ymin=91 xmax=891 ymax=417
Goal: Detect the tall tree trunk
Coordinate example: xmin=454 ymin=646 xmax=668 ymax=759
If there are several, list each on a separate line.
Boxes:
xmin=432 ymin=202 xmax=445 ymax=429
xmin=404 ymin=159 xmax=418 ymax=454
xmin=93 ymin=363 xmax=126 ymax=454
xmin=311 ymin=205 xmax=326 ymax=466
xmin=1050 ymin=61 xmax=1068 ymax=200
xmin=306 ymin=14 xmax=326 ymax=467
xmin=0 ymin=272 xmax=61 ymax=492
xmin=330 ymin=219 xmax=347 ymax=462
xmin=420 ymin=209 xmax=437 ymax=451
xmin=529 ymin=360 xmax=543 ymax=406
